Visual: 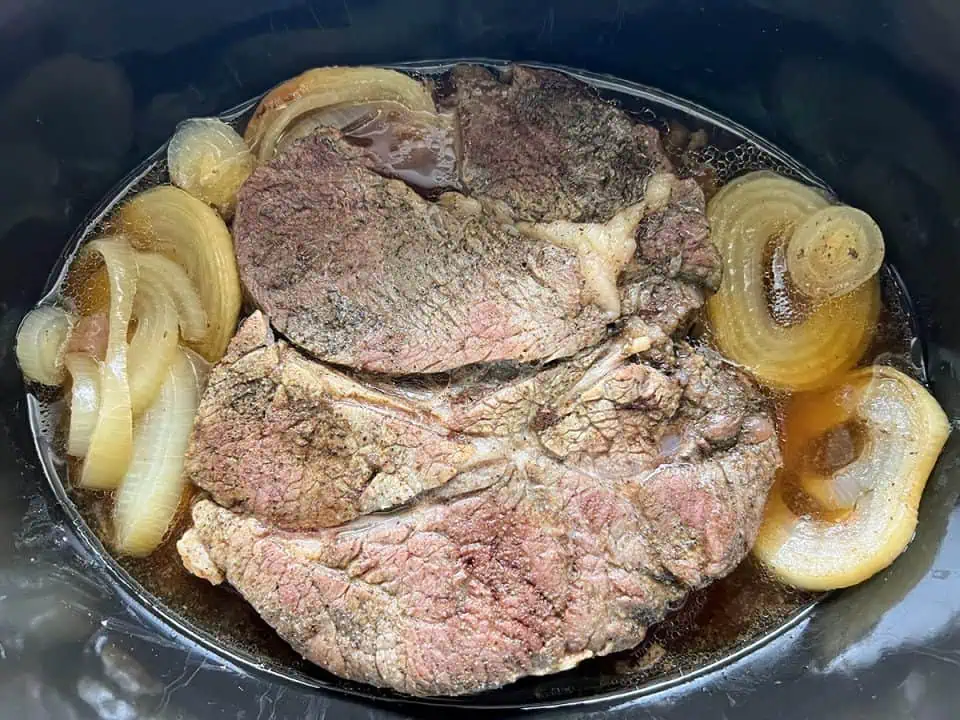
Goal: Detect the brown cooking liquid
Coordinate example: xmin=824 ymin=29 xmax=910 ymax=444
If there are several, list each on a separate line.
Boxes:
xmin=55 ymin=87 xmax=922 ymax=693
xmin=64 ymin=265 xmax=917 ymax=693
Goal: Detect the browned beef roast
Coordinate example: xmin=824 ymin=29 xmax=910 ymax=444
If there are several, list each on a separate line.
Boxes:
xmin=445 ymin=65 xmax=661 ymax=220
xmin=181 ymin=63 xmax=770 ymax=696
xmin=444 ymin=64 xmax=720 ymax=289
xmin=235 ymin=130 xmax=630 ymax=374
xmin=179 ymin=312 xmax=780 ymax=695
xmin=232 ymin=65 xmax=719 ymax=374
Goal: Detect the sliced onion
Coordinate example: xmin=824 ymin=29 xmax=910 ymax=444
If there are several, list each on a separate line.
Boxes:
xmin=63 ymin=251 xmax=110 ymax=316
xmin=168 ymin=117 xmax=255 ymax=218
xmin=114 ymin=185 xmax=241 ymax=362
xmin=79 ymin=237 xmax=137 ymax=490
xmin=136 ymin=252 xmax=207 ymax=344
xmin=181 ymin=345 xmax=211 ymax=386
xmin=16 ymin=306 xmax=73 ymax=385
xmin=244 ymin=66 xmax=436 ymax=161
xmin=754 ymin=365 xmax=950 ymax=590
xmin=114 ymin=347 xmax=203 ymax=556
xmin=706 ymin=171 xmax=880 ymax=391
xmin=281 ymin=100 xmax=461 ymax=191
xmin=783 ymin=366 xmax=940 ymax=511
xmin=127 ymin=268 xmax=179 ymax=415
xmin=786 ymin=206 xmax=885 ymax=301
xmin=64 ymin=353 xmax=100 ymax=457
xmin=270 ymin=100 xmax=384 ymax=155
xmin=66 ymin=313 xmax=109 ymax=360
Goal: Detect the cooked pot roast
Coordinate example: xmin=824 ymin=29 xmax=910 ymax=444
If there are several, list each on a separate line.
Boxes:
xmin=19 ymin=61 xmax=944 ymax=700
xmin=176 ymin=65 xmax=780 ymax=696
xmin=179 ymin=309 xmax=778 ymax=695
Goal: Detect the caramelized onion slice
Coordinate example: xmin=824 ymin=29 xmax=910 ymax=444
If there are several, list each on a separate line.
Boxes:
xmin=127 ymin=268 xmax=179 ymax=415
xmin=65 ymin=353 xmax=100 ymax=457
xmin=16 ymin=305 xmax=73 ymax=385
xmin=754 ymin=366 xmax=950 ymax=591
xmin=706 ymin=171 xmax=879 ymax=391
xmin=114 ymin=185 xmax=241 ymax=362
xmin=168 ymin=117 xmax=255 ymax=218
xmin=136 ymin=252 xmax=207 ymax=344
xmin=114 ymin=348 xmax=203 ymax=556
xmin=79 ymin=237 xmax=137 ymax=489
xmin=787 ymin=206 xmax=885 ymax=301
xmin=245 ymin=66 xmax=436 ymax=161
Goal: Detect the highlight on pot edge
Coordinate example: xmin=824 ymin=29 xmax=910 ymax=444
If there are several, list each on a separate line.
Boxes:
xmin=14 ymin=64 xmax=952 ymax=697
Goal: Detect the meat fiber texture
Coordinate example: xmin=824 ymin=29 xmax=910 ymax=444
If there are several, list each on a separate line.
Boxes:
xmin=232 ymin=64 xmax=719 ymax=375
xmin=177 ymin=64 xmax=779 ymax=696
xmin=180 ymin=314 xmax=780 ymax=696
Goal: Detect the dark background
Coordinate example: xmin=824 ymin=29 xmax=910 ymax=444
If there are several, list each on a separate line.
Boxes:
xmin=1 ymin=1 xmax=959 ymax=718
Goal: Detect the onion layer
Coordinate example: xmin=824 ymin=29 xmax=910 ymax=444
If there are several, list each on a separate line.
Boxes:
xmin=271 ymin=100 xmax=397 ymax=155
xmin=114 ymin=185 xmax=241 ymax=362
xmin=63 ymin=251 xmax=110 ymax=316
xmin=244 ymin=66 xmax=436 ymax=161
xmin=127 ymin=267 xmax=179 ymax=415
xmin=114 ymin=348 xmax=203 ymax=556
xmin=168 ymin=118 xmax=255 ymax=218
xmin=66 ymin=313 xmax=109 ymax=361
xmin=79 ymin=237 xmax=137 ymax=490
xmin=271 ymin=100 xmax=460 ymax=191
xmin=706 ymin=171 xmax=880 ymax=391
xmin=754 ymin=365 xmax=950 ymax=590
xmin=786 ymin=206 xmax=885 ymax=301
xmin=64 ymin=353 xmax=100 ymax=457
xmin=16 ymin=306 xmax=73 ymax=385
xmin=136 ymin=252 xmax=207 ymax=344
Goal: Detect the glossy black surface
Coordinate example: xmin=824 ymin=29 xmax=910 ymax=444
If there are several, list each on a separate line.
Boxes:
xmin=1 ymin=1 xmax=960 ymax=718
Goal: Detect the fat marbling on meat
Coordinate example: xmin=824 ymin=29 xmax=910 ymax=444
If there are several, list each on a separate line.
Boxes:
xmin=177 ymin=64 xmax=775 ymax=697
xmin=232 ymin=65 xmax=719 ymax=374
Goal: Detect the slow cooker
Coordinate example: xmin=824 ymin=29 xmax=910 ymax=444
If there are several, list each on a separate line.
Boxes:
xmin=2 ymin=1 xmax=958 ymax=717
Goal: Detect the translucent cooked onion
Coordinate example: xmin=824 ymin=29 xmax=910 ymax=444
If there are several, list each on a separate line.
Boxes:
xmin=168 ymin=118 xmax=255 ymax=218
xmin=79 ymin=237 xmax=137 ymax=490
xmin=127 ymin=268 xmax=178 ymax=415
xmin=66 ymin=313 xmax=109 ymax=360
xmin=244 ymin=66 xmax=436 ymax=161
xmin=783 ymin=366 xmax=942 ymax=511
xmin=136 ymin=252 xmax=207 ymax=343
xmin=707 ymin=171 xmax=880 ymax=391
xmin=16 ymin=306 xmax=73 ymax=385
xmin=279 ymin=100 xmax=461 ymax=191
xmin=114 ymin=185 xmax=241 ymax=362
xmin=786 ymin=206 xmax=885 ymax=301
xmin=272 ymin=100 xmax=392 ymax=155
xmin=63 ymin=251 xmax=110 ymax=316
xmin=754 ymin=366 xmax=950 ymax=591
xmin=114 ymin=348 xmax=203 ymax=556
xmin=64 ymin=353 xmax=100 ymax=457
